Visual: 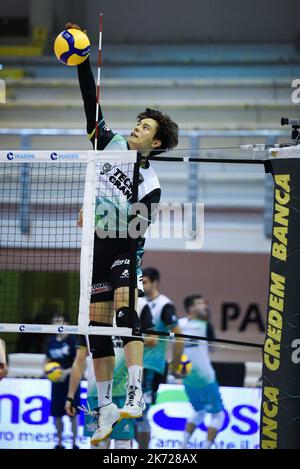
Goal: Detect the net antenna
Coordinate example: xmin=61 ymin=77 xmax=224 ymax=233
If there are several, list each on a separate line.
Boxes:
xmin=94 ymin=13 xmax=103 ymax=151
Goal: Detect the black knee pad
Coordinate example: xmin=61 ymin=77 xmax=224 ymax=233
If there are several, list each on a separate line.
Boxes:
xmin=89 ymin=321 xmax=115 ymax=359
xmin=116 ymin=307 xmax=144 ymax=346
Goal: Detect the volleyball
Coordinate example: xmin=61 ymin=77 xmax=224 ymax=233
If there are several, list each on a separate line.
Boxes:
xmin=44 ymin=361 xmax=63 ymax=382
xmin=177 ymin=354 xmax=192 ymax=375
xmin=54 ymin=29 xmax=91 ymax=66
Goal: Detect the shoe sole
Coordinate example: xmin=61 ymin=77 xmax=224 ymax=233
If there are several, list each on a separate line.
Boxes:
xmin=119 ymin=409 xmax=145 ymax=419
xmin=90 ymin=416 xmax=122 ymax=446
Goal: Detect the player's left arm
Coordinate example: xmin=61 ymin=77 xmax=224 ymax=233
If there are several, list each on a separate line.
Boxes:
xmin=0 ymin=339 xmax=8 ymax=381
xmin=161 ymin=305 xmax=184 ymax=372
xmin=207 ymin=321 xmax=216 ymax=353
xmin=140 ymin=304 xmax=158 ymax=347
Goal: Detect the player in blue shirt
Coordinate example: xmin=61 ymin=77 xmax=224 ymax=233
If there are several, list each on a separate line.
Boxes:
xmin=45 ymin=314 xmax=80 ymax=449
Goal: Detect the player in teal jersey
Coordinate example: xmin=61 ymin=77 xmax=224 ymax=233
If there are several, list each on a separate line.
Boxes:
xmin=135 ymin=267 xmax=183 ymax=449
xmin=179 ymin=295 xmax=225 ymax=449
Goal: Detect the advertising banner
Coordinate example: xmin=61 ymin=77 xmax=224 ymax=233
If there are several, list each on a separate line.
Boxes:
xmin=261 ymin=159 xmax=300 ymax=449
xmin=0 ymin=379 xmax=260 ymax=449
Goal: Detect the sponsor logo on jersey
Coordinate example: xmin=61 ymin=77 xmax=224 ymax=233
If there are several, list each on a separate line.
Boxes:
xmin=111 ymin=258 xmax=130 ymax=269
xmin=138 ymin=173 xmax=144 ymax=185
xmin=120 ymin=269 xmax=130 ymax=279
xmin=103 ymin=123 xmax=111 ymax=132
xmin=91 ymin=282 xmax=112 ymax=294
xmin=108 ymin=168 xmax=133 ymax=199
xmin=100 ymin=162 xmax=113 ymax=175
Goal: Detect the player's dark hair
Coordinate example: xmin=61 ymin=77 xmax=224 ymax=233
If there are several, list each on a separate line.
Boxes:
xmin=137 ymin=108 xmax=179 ymax=154
xmin=52 ymin=313 xmax=70 ymax=324
xmin=183 ymin=294 xmax=203 ymax=312
xmin=142 ymin=267 xmax=160 ymax=283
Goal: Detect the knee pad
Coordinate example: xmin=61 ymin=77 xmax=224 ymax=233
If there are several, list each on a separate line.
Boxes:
xmin=114 ymin=439 xmax=132 ymax=449
xmin=116 ymin=307 xmax=143 ymax=346
xmin=89 ymin=322 xmax=115 ymax=359
xmin=210 ymin=410 xmax=225 ymax=431
xmin=187 ymin=410 xmax=206 ymax=427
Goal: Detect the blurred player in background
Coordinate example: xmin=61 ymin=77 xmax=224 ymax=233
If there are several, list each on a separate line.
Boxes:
xmin=65 ymin=299 xmax=155 ymax=449
xmin=45 ymin=314 xmax=80 ymax=449
xmin=0 ymin=338 xmax=8 ymax=381
xmin=65 ymin=21 xmax=179 ymax=444
xmin=135 ymin=267 xmax=183 ymax=449
xmin=179 ymin=295 xmax=225 ymax=449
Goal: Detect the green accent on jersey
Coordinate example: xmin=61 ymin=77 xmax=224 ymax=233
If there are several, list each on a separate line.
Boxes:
xmin=95 ymin=195 xmax=130 ymax=233
xmin=143 ymin=319 xmax=170 ymax=375
xmin=111 ymin=347 xmax=128 ymax=397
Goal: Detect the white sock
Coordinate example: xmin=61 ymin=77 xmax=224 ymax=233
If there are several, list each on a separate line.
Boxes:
xmin=96 ymin=380 xmax=113 ymax=407
xmin=202 ymin=440 xmax=213 ymax=449
xmin=128 ymin=365 xmax=143 ymax=389
xmin=182 ymin=431 xmax=191 ymax=449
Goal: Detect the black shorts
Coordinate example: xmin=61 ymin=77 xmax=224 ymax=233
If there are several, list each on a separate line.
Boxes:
xmin=91 ymin=235 xmax=133 ymax=303
xmin=50 ymin=377 xmax=80 ymax=417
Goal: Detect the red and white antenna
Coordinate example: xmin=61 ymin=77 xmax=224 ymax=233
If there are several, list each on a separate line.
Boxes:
xmin=94 ymin=13 xmax=103 ymax=151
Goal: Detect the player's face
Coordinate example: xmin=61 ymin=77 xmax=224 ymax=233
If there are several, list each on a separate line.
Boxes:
xmin=190 ymin=298 xmax=208 ymax=319
xmin=127 ymin=118 xmax=161 ymax=154
xmin=52 ymin=315 xmax=68 ymax=325
xmin=142 ymin=276 xmax=156 ymax=296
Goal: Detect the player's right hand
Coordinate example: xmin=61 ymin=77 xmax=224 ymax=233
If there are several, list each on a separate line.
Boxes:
xmin=65 ymin=23 xmax=87 ymax=35
xmin=65 ymin=398 xmax=76 ymax=417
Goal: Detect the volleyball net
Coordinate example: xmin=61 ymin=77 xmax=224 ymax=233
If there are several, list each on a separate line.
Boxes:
xmin=0 ymin=147 xmax=268 ymax=350
xmin=0 ymin=150 xmax=138 ymax=338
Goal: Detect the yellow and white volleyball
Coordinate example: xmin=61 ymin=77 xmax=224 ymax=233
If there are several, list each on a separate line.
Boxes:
xmin=44 ymin=361 xmax=63 ymax=382
xmin=177 ymin=354 xmax=192 ymax=375
xmin=54 ymin=29 xmax=90 ymax=66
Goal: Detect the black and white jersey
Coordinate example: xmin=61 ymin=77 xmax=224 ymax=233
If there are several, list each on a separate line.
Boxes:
xmin=78 ymin=58 xmax=161 ymax=234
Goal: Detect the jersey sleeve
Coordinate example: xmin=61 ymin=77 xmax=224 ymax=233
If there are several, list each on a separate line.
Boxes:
xmin=161 ymin=303 xmax=178 ymax=328
xmin=207 ymin=322 xmax=216 ymax=341
xmin=140 ymin=304 xmax=155 ymax=331
xmin=77 ymin=58 xmax=116 ymax=150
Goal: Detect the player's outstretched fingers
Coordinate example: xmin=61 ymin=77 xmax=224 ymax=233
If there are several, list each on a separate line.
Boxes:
xmin=65 ymin=22 xmax=81 ymax=30
xmin=65 ymin=23 xmax=87 ymax=35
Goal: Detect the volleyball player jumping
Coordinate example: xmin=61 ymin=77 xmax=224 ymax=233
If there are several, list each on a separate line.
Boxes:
xmin=66 ymin=22 xmax=179 ymax=444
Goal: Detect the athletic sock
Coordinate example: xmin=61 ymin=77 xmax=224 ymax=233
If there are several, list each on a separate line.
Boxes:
xmin=182 ymin=431 xmax=191 ymax=448
xmin=202 ymin=439 xmax=213 ymax=449
xmin=128 ymin=365 xmax=143 ymax=390
xmin=96 ymin=380 xmax=113 ymax=407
